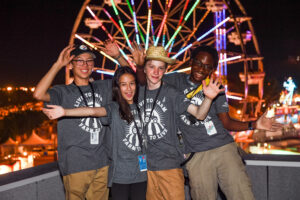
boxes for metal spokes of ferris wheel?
[68,0,265,120]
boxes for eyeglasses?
[192,59,214,71]
[72,59,94,66]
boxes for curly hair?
[191,45,219,69]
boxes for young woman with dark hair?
[43,66,147,200]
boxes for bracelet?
[115,54,122,60]
[248,121,254,130]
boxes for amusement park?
[66,0,300,155]
[0,0,300,199]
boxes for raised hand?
[42,105,65,120]
[99,39,120,58]
[203,76,225,100]
[129,41,146,67]
[256,111,283,131]
[55,45,75,68]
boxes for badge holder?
[138,154,147,172]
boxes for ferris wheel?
[68,0,265,120]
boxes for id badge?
[90,131,99,144]
[138,155,147,172]
[204,121,217,136]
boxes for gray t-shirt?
[47,79,112,176]
[163,73,234,153]
[103,102,147,186]
[138,83,191,171]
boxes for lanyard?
[74,82,95,107]
[143,81,163,123]
[132,104,146,153]
[186,77,210,99]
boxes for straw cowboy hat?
[146,46,177,65]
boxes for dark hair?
[112,67,139,123]
[191,46,219,69]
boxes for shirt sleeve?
[47,85,63,106]
[214,92,229,114]
[100,103,113,125]
[173,88,191,115]
[163,73,181,87]
[93,79,113,104]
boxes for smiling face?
[144,60,167,89]
[190,51,215,84]
[119,73,136,104]
[71,53,95,85]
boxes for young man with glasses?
[161,46,282,200]
[33,43,126,200]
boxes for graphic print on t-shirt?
[180,92,217,135]
[139,98,168,141]
[73,92,103,143]
[123,109,143,151]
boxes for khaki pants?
[186,142,255,200]
[147,168,185,200]
[63,166,109,200]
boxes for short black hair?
[191,46,219,69]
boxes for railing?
[1,155,300,200]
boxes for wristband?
[248,121,254,130]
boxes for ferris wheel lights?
[145,0,153,50]
[172,16,229,59]
[154,15,168,46]
[126,0,141,45]
[197,17,230,42]
[75,34,120,66]
[86,6,95,17]
[110,0,119,15]
[85,5,137,69]
[96,70,114,76]
[164,0,200,49]
[219,55,241,63]
[100,52,120,65]
[154,0,174,46]
[75,34,95,49]
[165,26,182,49]
[184,0,200,21]
[109,0,133,49]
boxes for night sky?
[1,0,300,88]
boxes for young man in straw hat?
[134,45,225,200]
[133,44,282,200]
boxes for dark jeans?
[111,181,147,200]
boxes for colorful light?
[96,70,115,76]
[110,0,132,49]
[86,6,136,70]
[154,0,174,46]
[126,0,145,44]
[102,8,121,31]
[227,95,243,100]
[181,10,210,48]
[165,0,200,49]
[75,34,119,65]
[172,17,230,59]
[145,0,153,50]
[169,55,241,74]
[219,55,241,63]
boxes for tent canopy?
[1,137,18,146]
[21,131,52,146]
